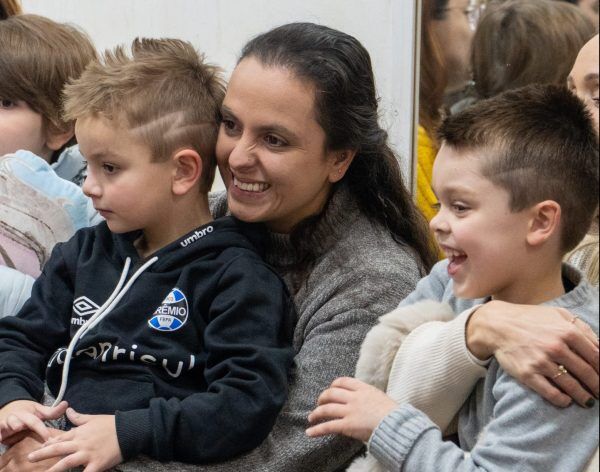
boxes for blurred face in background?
[432,0,481,94]
[568,35,599,134]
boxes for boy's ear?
[328,149,357,183]
[526,200,561,247]
[45,124,75,151]
[171,149,202,196]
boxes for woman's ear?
[172,149,202,196]
[526,200,561,247]
[328,150,357,183]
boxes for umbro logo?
[71,296,100,326]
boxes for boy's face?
[78,116,175,236]
[0,99,53,160]
[430,144,532,301]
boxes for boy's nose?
[429,210,450,235]
[82,173,101,198]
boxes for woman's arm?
[466,300,599,407]
[367,260,598,409]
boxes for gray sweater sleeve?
[370,365,599,471]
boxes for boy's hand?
[306,377,398,443]
[0,400,68,444]
[27,408,123,472]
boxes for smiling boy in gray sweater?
[307,84,599,471]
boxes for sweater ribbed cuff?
[115,408,153,461]
[368,404,437,470]
[455,306,492,367]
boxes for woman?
[2,22,436,472]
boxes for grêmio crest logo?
[148,288,189,332]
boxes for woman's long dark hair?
[240,23,438,274]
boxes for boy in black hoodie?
[0,38,294,471]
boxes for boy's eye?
[0,99,16,109]
[431,202,441,212]
[451,203,469,214]
[102,163,118,174]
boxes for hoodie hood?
[105,216,267,272]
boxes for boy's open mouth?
[442,246,468,276]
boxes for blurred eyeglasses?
[465,0,485,31]
[442,0,486,31]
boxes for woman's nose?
[227,135,257,171]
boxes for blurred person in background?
[558,0,599,29]
[417,0,485,224]
[452,0,595,112]
[566,34,599,288]
[0,0,20,19]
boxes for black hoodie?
[0,217,295,463]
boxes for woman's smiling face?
[216,57,342,233]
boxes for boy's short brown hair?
[439,84,599,253]
[63,38,226,193]
[0,14,96,139]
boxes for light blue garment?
[0,266,34,318]
[8,149,100,228]
[0,148,100,317]
[51,144,88,187]
[369,261,599,472]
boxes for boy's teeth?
[234,178,270,192]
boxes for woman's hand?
[466,300,599,407]
[0,429,63,472]
[306,377,398,442]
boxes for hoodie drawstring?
[52,256,158,406]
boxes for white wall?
[21,0,419,191]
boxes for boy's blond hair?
[63,38,226,193]
[0,14,96,149]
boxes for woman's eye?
[0,99,16,109]
[593,97,599,109]
[431,202,441,212]
[221,118,239,134]
[264,134,286,147]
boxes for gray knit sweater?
[116,186,423,472]
[370,262,599,471]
